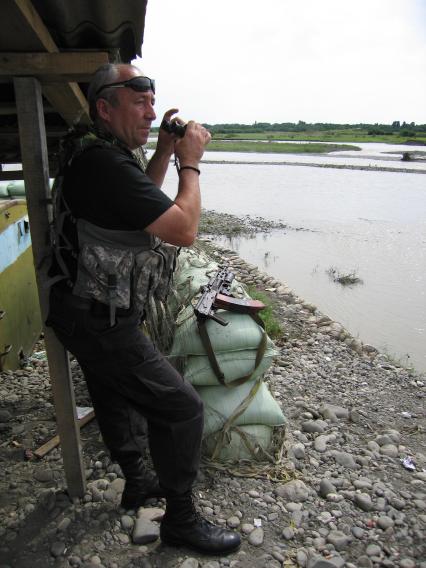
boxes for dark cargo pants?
[46,287,204,496]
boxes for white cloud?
[139,0,426,124]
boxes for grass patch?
[210,130,426,145]
[204,141,360,154]
[246,285,283,340]
[145,140,359,154]
[326,267,363,286]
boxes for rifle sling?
[233,326,268,386]
[197,312,268,388]
[197,319,226,386]
[211,377,263,460]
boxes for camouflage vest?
[49,127,178,325]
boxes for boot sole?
[161,534,241,556]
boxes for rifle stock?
[214,293,265,313]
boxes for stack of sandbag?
[167,248,221,315]
[170,305,276,387]
[198,377,286,462]
[169,248,286,462]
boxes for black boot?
[160,492,241,555]
[119,460,165,510]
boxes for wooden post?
[13,76,86,497]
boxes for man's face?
[98,68,156,150]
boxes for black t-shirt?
[63,145,173,230]
[50,143,173,285]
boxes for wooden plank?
[0,52,109,83]
[34,410,95,459]
[0,102,55,115]
[9,0,92,125]
[14,76,86,497]
[0,170,24,180]
[11,0,59,52]
[43,82,91,126]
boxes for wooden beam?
[0,102,55,116]
[12,0,58,52]
[43,82,91,126]
[10,0,92,125]
[0,52,109,83]
[14,76,86,497]
[0,170,24,180]
[0,103,19,115]
[0,127,66,138]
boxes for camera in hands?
[161,119,187,138]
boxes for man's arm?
[145,121,210,247]
[145,148,173,188]
[145,169,201,246]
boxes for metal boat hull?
[0,199,42,370]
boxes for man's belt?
[52,287,132,317]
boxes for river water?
[155,143,426,372]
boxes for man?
[46,63,241,555]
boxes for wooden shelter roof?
[0,0,148,174]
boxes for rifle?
[194,265,265,326]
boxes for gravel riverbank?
[0,238,425,568]
[202,159,426,175]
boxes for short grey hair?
[87,63,145,123]
[87,63,121,123]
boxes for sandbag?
[170,305,269,356]
[179,346,276,386]
[173,248,247,308]
[7,181,26,197]
[174,254,218,306]
[197,378,286,437]
[169,304,277,386]
[203,424,273,462]
[0,182,9,197]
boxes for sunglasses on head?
[96,76,156,97]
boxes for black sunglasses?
[96,76,155,97]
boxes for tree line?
[200,121,425,136]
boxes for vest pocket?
[74,243,134,308]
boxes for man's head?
[88,63,156,149]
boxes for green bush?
[247,286,283,339]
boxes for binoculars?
[161,119,187,138]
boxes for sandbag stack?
[168,248,286,463]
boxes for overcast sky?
[136,0,426,126]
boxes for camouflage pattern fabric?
[73,219,178,314]
[73,243,135,309]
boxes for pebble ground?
[0,240,425,568]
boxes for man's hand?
[174,121,211,168]
[145,108,182,187]
[155,108,181,157]
[146,111,210,189]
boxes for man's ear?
[96,98,111,122]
